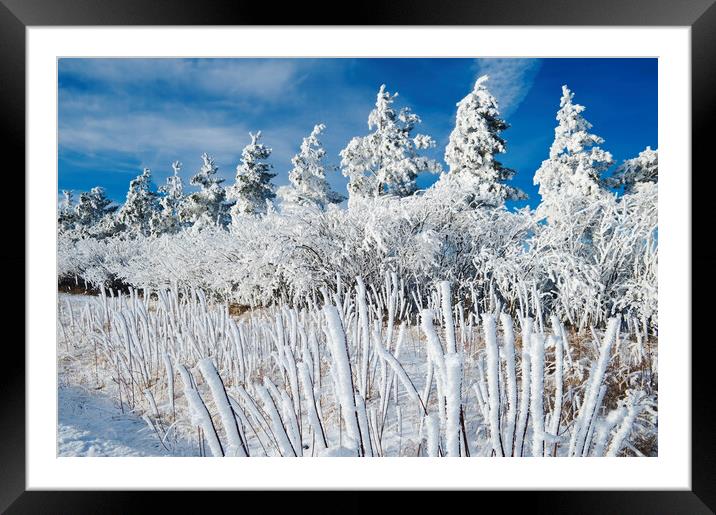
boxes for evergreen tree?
[534,85,613,221]
[279,124,345,210]
[58,190,77,231]
[228,131,276,220]
[117,168,160,236]
[440,75,525,207]
[606,146,658,193]
[60,190,73,212]
[184,153,229,227]
[156,160,185,233]
[75,186,116,226]
[340,85,441,203]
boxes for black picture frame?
[2,1,713,512]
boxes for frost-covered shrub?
[526,183,657,330]
[58,179,654,333]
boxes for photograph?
[55,56,659,459]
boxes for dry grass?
[228,303,252,317]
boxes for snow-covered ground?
[58,293,196,457]
[58,385,192,457]
[56,285,657,458]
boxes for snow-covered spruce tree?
[183,153,229,227]
[278,124,345,210]
[60,189,73,211]
[58,190,77,231]
[439,75,525,207]
[528,86,616,324]
[155,160,185,234]
[227,131,276,221]
[75,186,116,227]
[63,185,123,240]
[117,168,161,237]
[534,85,613,222]
[340,85,441,204]
[606,146,658,193]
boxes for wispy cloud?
[58,59,325,189]
[60,58,541,198]
[58,58,386,198]
[474,58,542,117]
[59,105,312,188]
[60,109,248,162]
[59,58,310,102]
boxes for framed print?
[3,0,715,512]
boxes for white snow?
[440,74,524,206]
[483,314,503,456]
[323,304,363,456]
[529,332,545,457]
[58,386,192,457]
[340,84,440,201]
[197,358,247,457]
[57,285,654,458]
[279,124,344,210]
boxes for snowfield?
[58,293,196,457]
[57,283,657,458]
[58,386,192,457]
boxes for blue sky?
[58,58,657,209]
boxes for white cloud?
[58,100,313,189]
[61,111,245,160]
[58,59,324,185]
[474,58,542,117]
[59,58,308,101]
